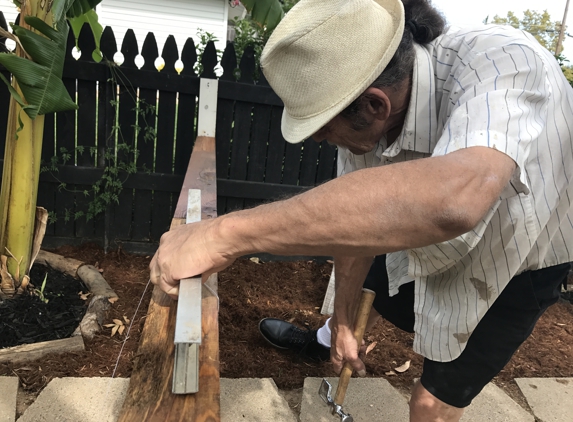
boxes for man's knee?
[409,380,464,422]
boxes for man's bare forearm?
[332,256,374,330]
[215,147,516,260]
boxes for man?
[150,0,573,420]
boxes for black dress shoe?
[258,318,330,362]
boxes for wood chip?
[385,371,396,376]
[394,360,411,373]
[365,341,377,355]
[249,257,260,264]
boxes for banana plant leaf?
[240,0,284,31]
[51,0,103,21]
[0,0,103,119]
[69,10,103,62]
[0,13,76,119]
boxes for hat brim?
[278,0,405,144]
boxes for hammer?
[319,288,376,421]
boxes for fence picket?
[132,32,159,242]
[180,38,197,77]
[220,41,237,82]
[74,23,98,238]
[316,141,337,183]
[200,41,218,79]
[109,30,140,242]
[243,105,271,209]
[162,35,178,74]
[215,98,234,215]
[52,29,78,238]
[150,37,179,241]
[282,142,303,186]
[265,107,287,184]
[299,138,320,186]
[238,45,255,84]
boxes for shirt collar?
[379,43,438,159]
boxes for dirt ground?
[1,243,572,415]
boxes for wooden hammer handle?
[333,288,376,405]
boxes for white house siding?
[98,0,229,65]
[0,0,18,30]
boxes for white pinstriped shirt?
[338,25,573,362]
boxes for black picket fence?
[0,13,337,254]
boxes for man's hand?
[329,256,373,376]
[330,317,367,377]
[149,219,237,299]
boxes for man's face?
[311,115,385,155]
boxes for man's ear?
[363,87,391,121]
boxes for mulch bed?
[1,243,572,408]
[0,265,88,348]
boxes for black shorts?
[362,255,570,408]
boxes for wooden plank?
[174,137,217,220]
[118,135,220,422]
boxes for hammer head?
[319,379,354,422]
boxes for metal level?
[172,189,202,394]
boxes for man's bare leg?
[410,380,464,422]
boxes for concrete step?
[16,377,297,422]
[300,377,409,421]
[220,378,297,422]
[12,376,571,422]
[461,383,533,422]
[300,377,534,422]
[17,377,129,422]
[0,377,18,422]
[516,377,573,422]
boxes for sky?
[431,0,573,59]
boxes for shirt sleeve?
[433,43,551,198]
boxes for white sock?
[316,317,332,348]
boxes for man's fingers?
[165,285,179,300]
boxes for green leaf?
[0,73,38,116]
[51,0,103,22]
[0,14,77,118]
[240,0,284,31]
[69,9,103,62]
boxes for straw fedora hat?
[261,0,405,144]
